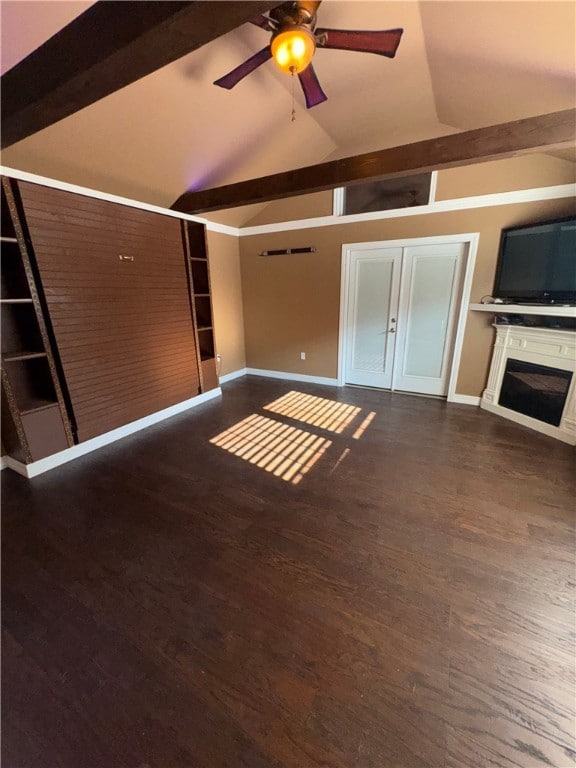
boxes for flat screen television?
[493,216,576,304]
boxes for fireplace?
[482,325,576,444]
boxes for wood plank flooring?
[2,377,575,768]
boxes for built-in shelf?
[469,303,576,318]
[1,298,34,304]
[182,219,217,392]
[20,399,59,416]
[3,350,47,362]
[2,175,72,463]
[190,259,209,294]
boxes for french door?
[344,247,402,388]
[343,241,466,396]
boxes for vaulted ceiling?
[1,1,574,226]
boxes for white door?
[344,247,402,388]
[393,243,465,396]
[343,241,467,396]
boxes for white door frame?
[338,233,479,402]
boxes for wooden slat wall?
[17,181,200,443]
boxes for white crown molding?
[238,183,576,236]
[3,166,573,240]
[3,388,222,478]
[0,165,239,237]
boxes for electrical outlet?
[300,352,306,360]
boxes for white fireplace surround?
[481,325,576,445]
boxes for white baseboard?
[4,388,222,478]
[449,394,481,406]
[219,368,248,383]
[1,455,27,476]
[245,368,339,386]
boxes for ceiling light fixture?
[214,1,403,111]
[270,26,316,74]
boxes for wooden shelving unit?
[1,177,74,463]
[182,221,218,392]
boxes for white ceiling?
[1,0,574,224]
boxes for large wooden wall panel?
[17,181,200,442]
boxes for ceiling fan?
[214,0,403,108]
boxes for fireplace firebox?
[499,359,572,427]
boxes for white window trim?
[332,171,438,218]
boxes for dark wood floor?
[2,376,575,768]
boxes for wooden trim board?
[173,109,576,212]
[1,1,280,148]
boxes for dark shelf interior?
[2,245,31,299]
[1,303,44,356]
[1,388,25,462]
[1,186,16,239]
[187,222,207,259]
[194,295,213,330]
[20,399,60,416]
[198,328,215,361]
[5,356,58,414]
[191,259,209,295]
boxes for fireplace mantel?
[481,325,576,444]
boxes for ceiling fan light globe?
[271,27,316,74]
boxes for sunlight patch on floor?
[353,411,376,440]
[210,413,332,484]
[264,391,361,434]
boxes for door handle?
[388,328,395,333]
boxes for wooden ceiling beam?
[1,0,280,149]
[172,108,576,213]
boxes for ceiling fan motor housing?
[270,1,320,31]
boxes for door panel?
[393,243,465,396]
[345,248,401,388]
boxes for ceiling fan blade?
[315,28,403,57]
[214,46,272,90]
[298,64,328,108]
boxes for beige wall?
[436,154,576,200]
[218,153,574,227]
[239,197,575,396]
[245,191,334,226]
[206,231,246,377]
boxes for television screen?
[493,217,576,303]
